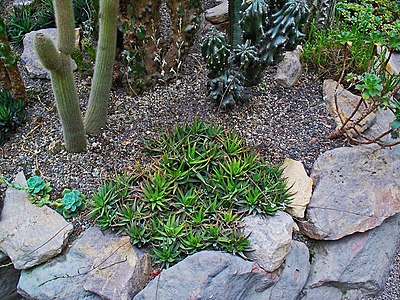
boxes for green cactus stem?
[34,34,87,153]
[263,0,309,64]
[240,0,268,45]
[228,0,243,48]
[34,0,87,152]
[53,0,76,55]
[201,27,230,78]
[84,0,119,134]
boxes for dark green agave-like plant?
[202,0,309,108]
[0,89,25,145]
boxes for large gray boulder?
[134,241,310,300]
[134,251,276,300]
[300,285,346,300]
[18,226,151,300]
[22,29,77,79]
[0,172,73,270]
[300,146,400,240]
[83,236,151,300]
[267,241,310,300]
[301,214,400,299]
[18,227,103,300]
[362,108,400,147]
[243,212,296,272]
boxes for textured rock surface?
[362,108,400,146]
[323,79,376,137]
[135,241,310,300]
[0,172,73,270]
[300,285,344,300]
[275,46,303,88]
[18,226,152,300]
[134,251,276,300]
[282,158,313,219]
[84,236,151,300]
[0,253,21,300]
[205,0,228,24]
[18,226,109,300]
[22,29,77,79]
[300,146,400,240]
[267,241,310,300]
[302,214,400,298]
[243,212,296,272]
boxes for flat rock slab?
[0,172,73,270]
[84,236,151,300]
[300,146,400,240]
[243,212,296,272]
[301,214,400,298]
[323,79,376,138]
[135,241,310,300]
[205,0,228,24]
[22,28,77,79]
[283,158,313,219]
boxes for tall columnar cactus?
[84,0,119,134]
[34,0,87,152]
[202,0,309,107]
[228,0,243,48]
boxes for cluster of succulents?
[1,174,87,219]
[201,0,309,108]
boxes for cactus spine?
[34,0,87,152]
[84,0,119,134]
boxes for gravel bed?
[0,0,399,298]
[0,55,345,196]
